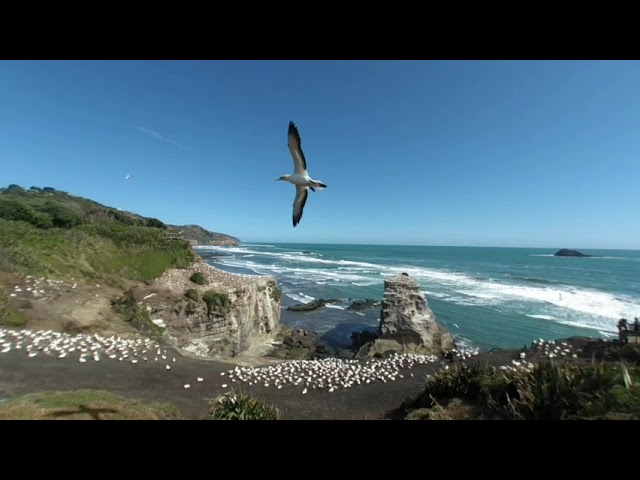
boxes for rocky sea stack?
[355,274,454,358]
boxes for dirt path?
[0,344,529,419]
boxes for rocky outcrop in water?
[347,299,380,311]
[287,299,329,312]
[356,274,454,358]
[140,259,281,358]
[287,298,380,313]
[554,249,590,257]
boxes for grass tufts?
[208,390,279,420]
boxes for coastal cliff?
[0,184,270,357]
[357,273,455,357]
[141,258,281,358]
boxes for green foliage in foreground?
[209,390,279,420]
[0,186,195,283]
[404,360,640,420]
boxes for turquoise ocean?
[196,243,640,351]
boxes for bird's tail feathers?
[311,180,327,191]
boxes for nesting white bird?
[275,121,327,227]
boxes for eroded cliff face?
[140,258,281,358]
[357,273,454,357]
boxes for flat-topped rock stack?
[356,273,455,358]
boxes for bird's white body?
[284,172,326,189]
[277,121,328,227]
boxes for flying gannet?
[275,121,327,227]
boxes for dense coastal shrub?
[185,288,199,301]
[0,198,53,228]
[189,272,207,285]
[146,218,167,229]
[403,360,640,420]
[41,201,82,228]
[202,290,231,315]
[209,391,278,420]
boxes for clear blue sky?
[1,60,639,249]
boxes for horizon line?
[233,241,640,252]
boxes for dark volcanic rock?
[272,326,337,360]
[286,298,340,312]
[347,299,380,311]
[287,299,327,312]
[554,249,590,257]
[351,330,379,350]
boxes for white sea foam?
[207,244,638,336]
[527,314,558,321]
[325,304,346,310]
[200,245,381,268]
[285,293,315,304]
[452,336,476,351]
[599,256,639,261]
[401,265,637,323]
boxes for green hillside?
[0,184,194,282]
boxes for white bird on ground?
[275,121,327,227]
